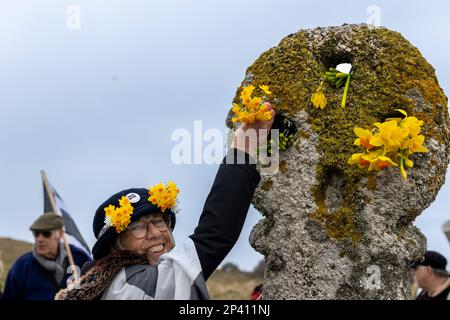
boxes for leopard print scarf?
[55,251,148,300]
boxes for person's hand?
[66,277,78,290]
[231,103,276,157]
[55,288,69,300]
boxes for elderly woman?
[56,104,275,300]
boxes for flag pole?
[40,170,79,282]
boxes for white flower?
[336,63,352,75]
[104,216,112,228]
[172,200,181,215]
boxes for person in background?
[411,250,450,300]
[250,284,263,300]
[1,212,92,300]
[0,256,4,299]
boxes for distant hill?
[206,262,264,300]
[0,237,263,299]
[206,269,263,300]
[0,237,33,291]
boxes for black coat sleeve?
[189,148,261,280]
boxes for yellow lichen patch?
[279,160,287,174]
[261,179,273,192]
[415,78,447,107]
[310,198,362,244]
[309,169,363,244]
[367,174,378,191]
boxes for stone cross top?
[227,24,449,299]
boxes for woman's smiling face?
[118,213,175,266]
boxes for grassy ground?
[0,237,33,291]
[206,269,263,300]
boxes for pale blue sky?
[0,0,449,271]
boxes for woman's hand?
[231,103,275,157]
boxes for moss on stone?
[298,130,311,139]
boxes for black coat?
[190,148,261,280]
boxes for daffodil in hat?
[92,181,179,261]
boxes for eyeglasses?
[32,230,52,238]
[127,215,170,239]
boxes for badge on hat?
[126,193,140,204]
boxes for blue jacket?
[1,245,92,300]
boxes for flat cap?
[29,212,64,231]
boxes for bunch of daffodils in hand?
[347,109,428,180]
[232,85,273,124]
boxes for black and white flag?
[42,172,91,257]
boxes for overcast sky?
[1,0,449,272]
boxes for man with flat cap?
[411,250,450,300]
[1,212,92,300]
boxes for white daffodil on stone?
[336,63,352,75]
[324,63,353,108]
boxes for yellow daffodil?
[369,133,382,147]
[247,97,262,111]
[232,84,274,124]
[262,111,273,121]
[403,135,428,153]
[386,109,424,137]
[400,116,424,137]
[311,90,327,109]
[241,95,252,106]
[240,85,255,98]
[349,109,427,180]
[353,127,375,150]
[374,120,409,152]
[119,196,130,208]
[104,196,134,233]
[148,181,180,213]
[360,150,397,171]
[385,110,424,137]
[347,153,370,169]
[373,156,398,170]
[259,85,272,95]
